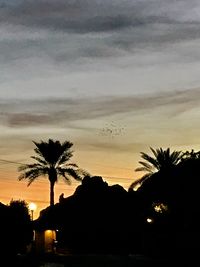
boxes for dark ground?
[7,253,200,267]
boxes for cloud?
[1,1,200,47]
[2,0,200,32]
[0,1,141,33]
[7,113,52,127]
[87,141,147,154]
[1,0,200,87]
[1,87,200,128]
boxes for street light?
[29,202,37,221]
[29,202,37,248]
[146,217,153,224]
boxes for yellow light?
[46,230,52,236]
[146,218,153,223]
[154,205,162,212]
[45,230,56,239]
[153,203,168,213]
[133,183,141,191]
[29,202,37,211]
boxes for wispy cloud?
[87,141,147,154]
[1,88,200,128]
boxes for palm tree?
[18,139,87,206]
[181,149,200,161]
[130,147,182,190]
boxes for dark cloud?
[1,0,200,68]
[0,1,139,33]
[7,113,52,127]
[1,87,200,128]
[1,0,200,34]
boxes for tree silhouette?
[18,139,87,206]
[181,149,200,161]
[9,200,32,254]
[130,147,182,190]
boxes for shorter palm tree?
[18,139,88,206]
[181,149,200,161]
[131,147,182,190]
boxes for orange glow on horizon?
[0,163,136,219]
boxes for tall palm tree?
[18,139,87,206]
[130,147,182,191]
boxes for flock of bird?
[99,121,125,138]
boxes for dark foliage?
[133,155,200,257]
[0,200,32,256]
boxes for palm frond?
[135,166,154,173]
[66,163,78,168]
[140,152,160,169]
[135,147,182,187]
[31,156,48,165]
[150,147,159,158]
[18,167,48,185]
[58,169,72,185]
[135,161,154,172]
[138,161,153,169]
[56,152,73,167]
[59,167,83,181]
[18,163,44,172]
[129,173,151,191]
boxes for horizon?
[1,0,200,218]
[0,144,197,219]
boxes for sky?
[1,0,200,218]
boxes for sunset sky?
[1,0,200,218]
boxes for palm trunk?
[50,181,55,206]
[49,167,57,206]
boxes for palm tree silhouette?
[130,147,182,191]
[181,149,200,161]
[18,139,87,206]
